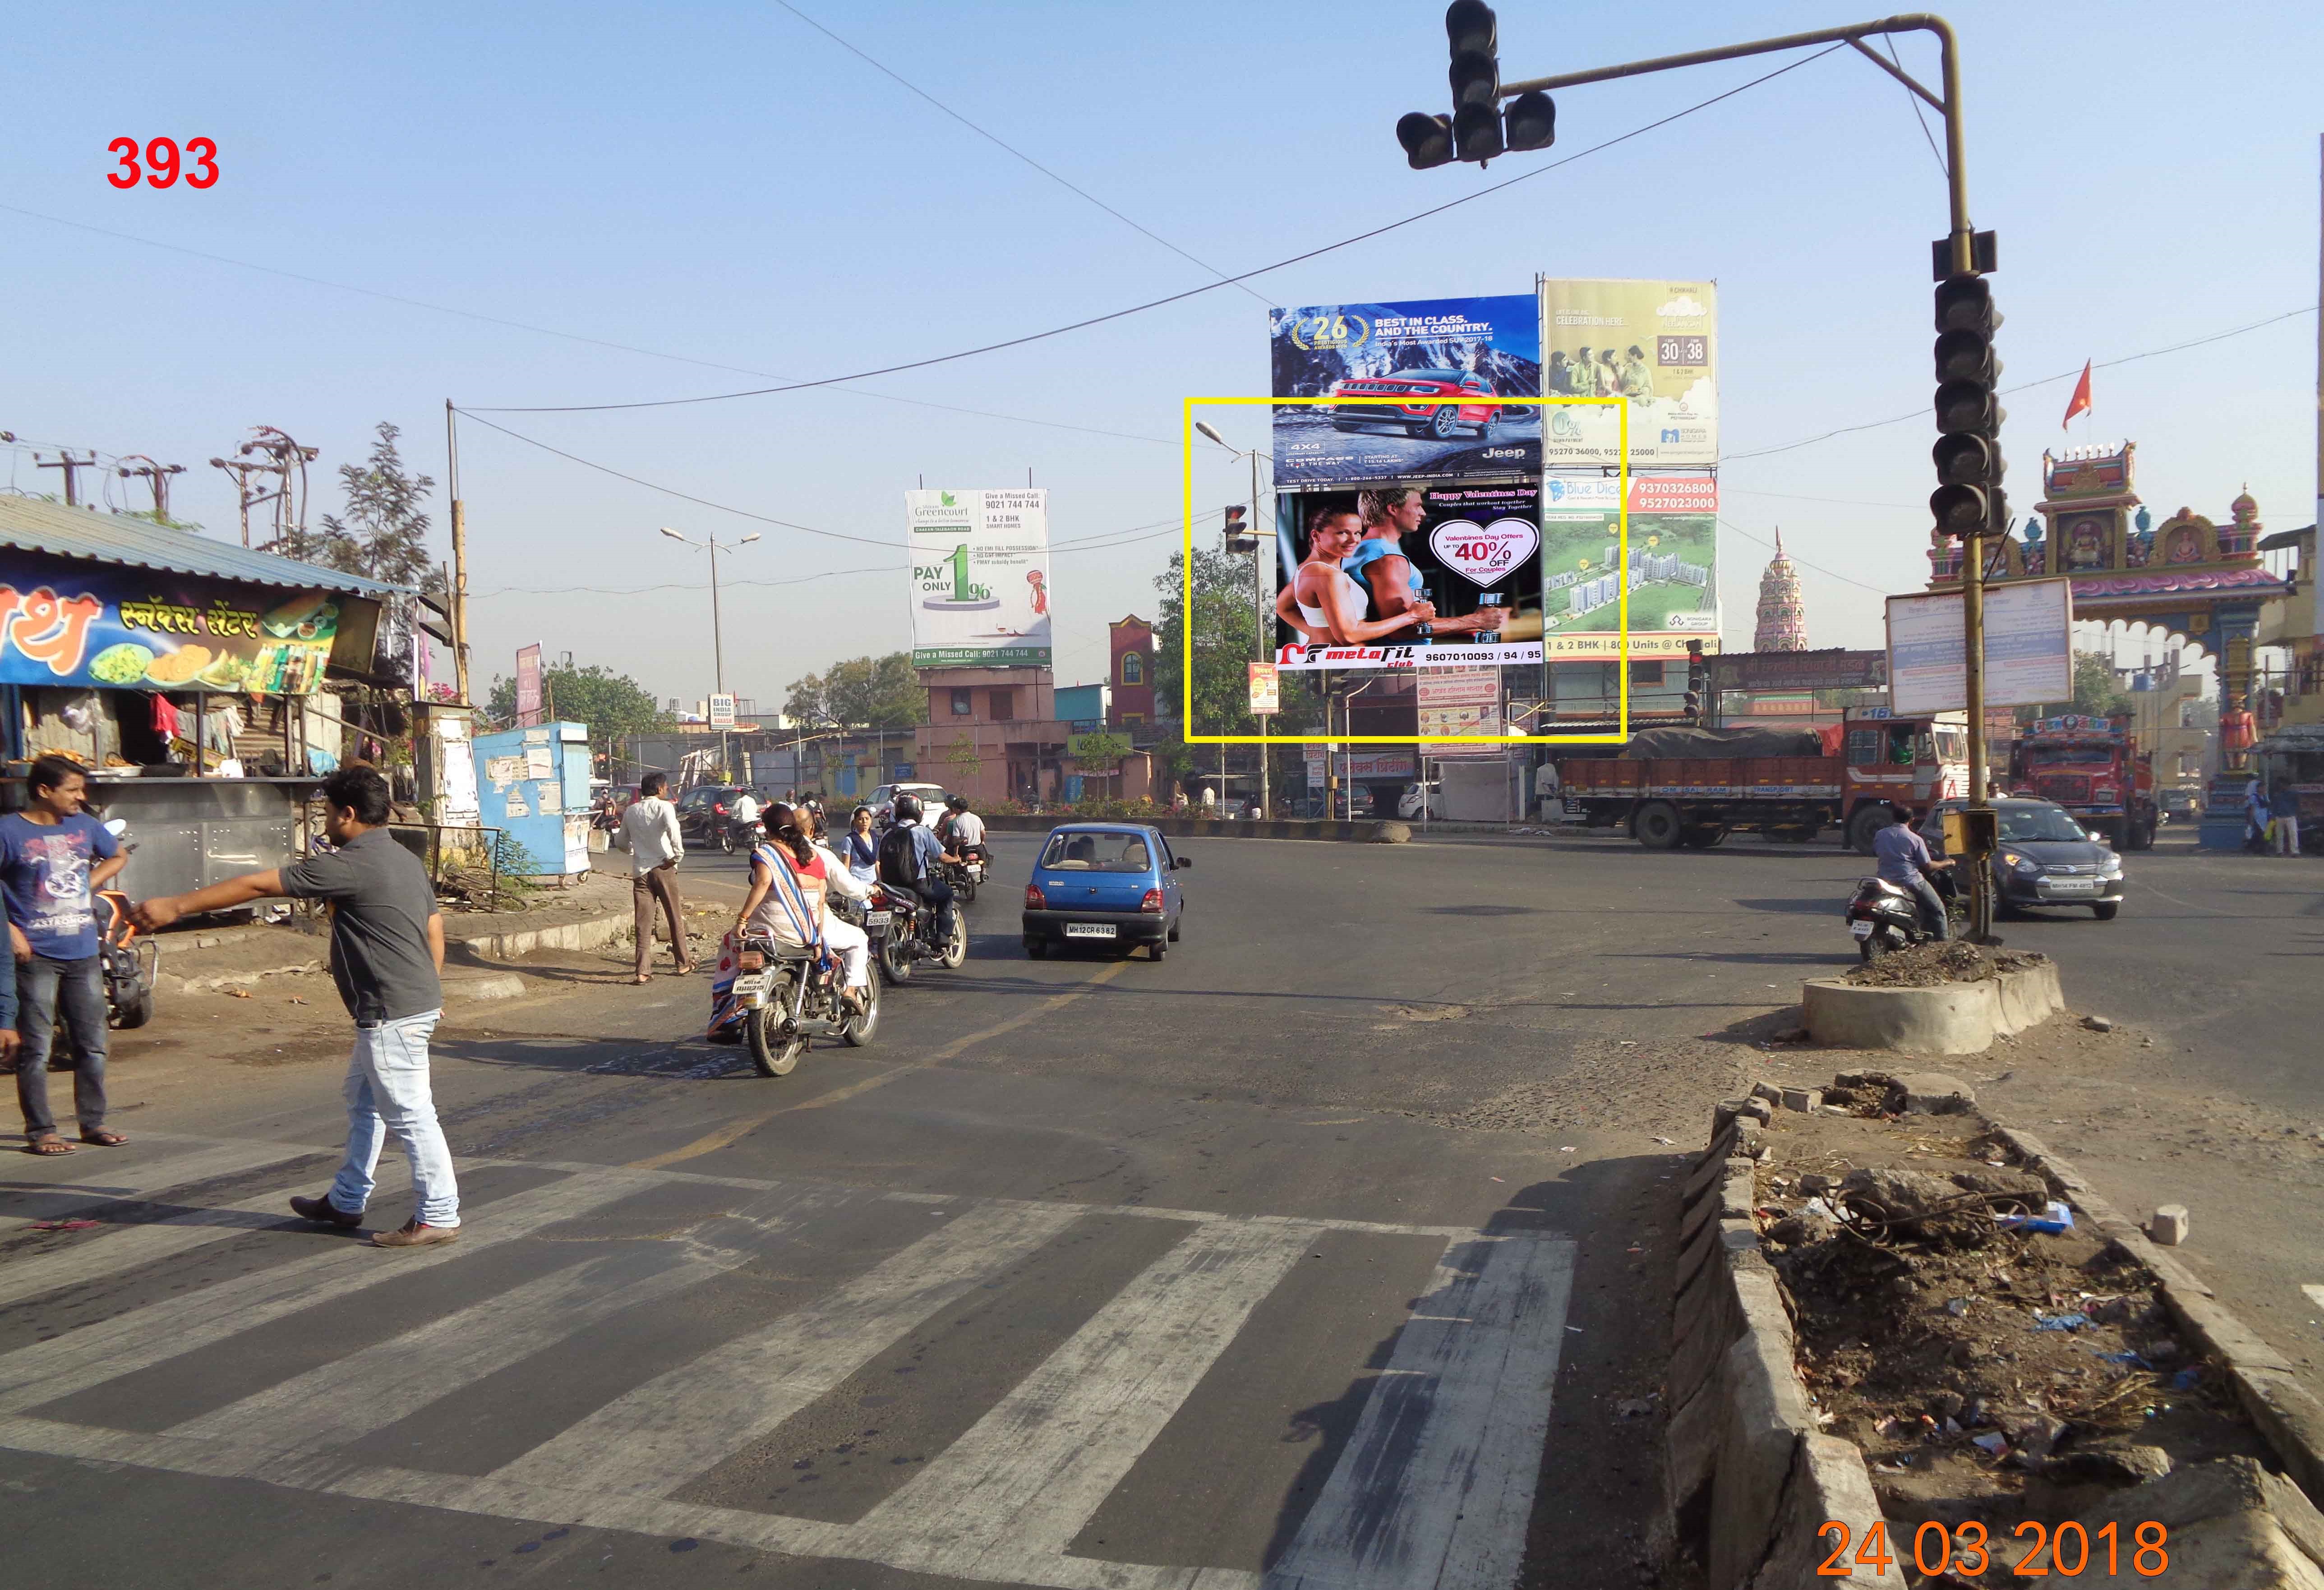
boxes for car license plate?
[1849,920,1873,939]
[2046,879,2096,894]
[1064,922,1116,939]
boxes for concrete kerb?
[1988,1120,2324,1508]
[1801,957,2063,1055]
[447,909,632,963]
[1665,1071,2324,1585]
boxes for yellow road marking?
[628,960,1131,1170]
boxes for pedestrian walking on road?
[2,756,129,1156]
[2271,782,2302,856]
[620,770,692,984]
[133,766,461,1248]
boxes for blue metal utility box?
[472,721,593,876]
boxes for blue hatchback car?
[1021,822,1189,960]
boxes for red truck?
[2005,714,2156,850]
[1561,707,1971,853]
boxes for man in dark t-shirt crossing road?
[134,766,460,1249]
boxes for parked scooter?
[1843,867,1961,963]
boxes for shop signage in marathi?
[0,559,343,695]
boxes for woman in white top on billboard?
[1274,505,1434,646]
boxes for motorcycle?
[938,845,986,905]
[719,814,765,856]
[1844,867,1962,963]
[871,879,967,984]
[715,930,880,1077]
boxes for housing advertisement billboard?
[1271,482,1543,671]
[1269,295,1541,486]
[1886,578,2074,714]
[1538,279,1718,467]
[905,489,1052,668]
[0,550,354,696]
[1539,508,1718,659]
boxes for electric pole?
[209,453,288,548]
[116,456,187,522]
[35,450,96,507]
[445,401,472,704]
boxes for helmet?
[893,793,922,823]
[946,795,970,811]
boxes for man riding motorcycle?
[941,795,986,859]
[877,793,960,951]
[1872,802,1954,941]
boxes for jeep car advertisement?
[1537,278,1718,467]
[904,488,1052,667]
[1268,295,1541,486]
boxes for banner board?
[1269,295,1541,486]
[1540,508,1717,656]
[1886,578,2073,713]
[1274,639,1542,672]
[1418,666,1503,754]
[1538,279,1718,467]
[905,489,1052,667]
[1302,747,1416,782]
[707,693,736,728]
[0,550,351,696]
[1246,661,1280,715]
[516,645,544,727]
[1709,648,1887,693]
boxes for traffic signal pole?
[1455,11,1997,935]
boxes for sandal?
[24,1134,74,1156]
[78,1129,128,1147]
[630,972,653,985]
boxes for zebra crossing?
[0,1133,1576,1590]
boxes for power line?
[469,44,1850,414]
[0,203,1181,451]
[1718,516,1893,595]
[769,0,1269,304]
[1721,304,2319,465]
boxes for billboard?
[1418,667,1503,756]
[1269,295,1541,486]
[1272,482,1543,672]
[905,489,1052,668]
[0,550,352,696]
[516,644,544,726]
[1538,279,1717,467]
[1886,578,2074,714]
[1539,507,1717,658]
[1247,661,1280,715]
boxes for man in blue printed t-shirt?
[1,756,127,1155]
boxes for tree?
[784,651,922,729]
[940,732,982,786]
[487,664,672,762]
[1069,731,1131,800]
[2069,650,2131,719]
[1150,547,1318,781]
[317,423,445,591]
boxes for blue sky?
[5,0,2318,704]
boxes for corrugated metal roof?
[0,493,408,595]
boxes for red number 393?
[107,137,219,190]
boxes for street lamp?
[1195,421,1274,818]
[658,527,761,696]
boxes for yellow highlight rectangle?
[1182,395,1630,745]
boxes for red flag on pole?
[2061,360,2093,428]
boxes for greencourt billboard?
[904,489,1052,668]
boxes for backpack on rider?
[877,822,927,891]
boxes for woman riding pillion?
[729,803,872,1019]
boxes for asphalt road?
[1,825,2316,1588]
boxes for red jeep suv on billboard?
[1329,369,1502,441]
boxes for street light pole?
[661,526,760,782]
[1196,422,1276,817]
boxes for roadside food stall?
[0,495,412,898]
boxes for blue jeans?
[1903,873,1951,941]
[14,954,109,1138]
[328,1009,460,1227]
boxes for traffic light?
[1397,3,1549,167]
[1446,1,1503,162]
[1928,274,2007,539]
[1222,505,1258,553]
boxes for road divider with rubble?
[1664,1067,2324,1587]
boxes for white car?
[867,782,952,825]
[1396,781,1442,820]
